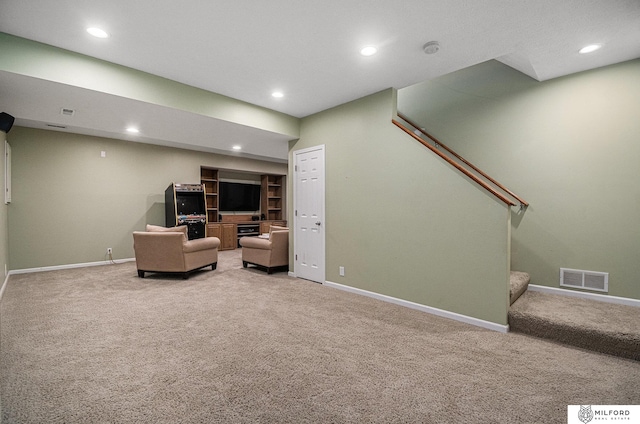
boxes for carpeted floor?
[1,251,639,423]
[509,290,640,361]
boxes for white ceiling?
[1,0,639,162]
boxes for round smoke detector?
[423,41,440,55]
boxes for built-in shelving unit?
[200,167,219,223]
[261,174,284,221]
[200,167,286,250]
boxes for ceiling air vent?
[560,268,608,293]
[60,108,75,116]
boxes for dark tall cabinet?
[165,183,207,239]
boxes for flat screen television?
[219,181,260,212]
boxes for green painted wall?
[0,32,299,138]
[7,127,286,270]
[399,59,640,300]
[291,89,511,325]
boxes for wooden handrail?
[392,119,516,207]
[397,113,528,207]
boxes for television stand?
[236,223,260,247]
[205,217,287,250]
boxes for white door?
[294,145,325,283]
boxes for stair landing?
[509,290,640,361]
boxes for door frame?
[293,144,326,283]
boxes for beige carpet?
[509,290,640,361]
[509,271,530,305]
[2,251,639,423]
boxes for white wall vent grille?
[560,268,608,293]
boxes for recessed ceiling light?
[579,44,602,54]
[126,127,139,134]
[87,27,109,38]
[232,145,242,151]
[272,91,284,98]
[360,46,378,56]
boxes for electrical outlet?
[107,248,112,255]
[339,266,345,276]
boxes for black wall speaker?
[0,112,15,134]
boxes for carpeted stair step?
[509,271,530,305]
[508,290,640,361]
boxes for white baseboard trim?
[323,280,509,333]
[528,284,640,307]
[8,258,136,276]
[288,271,296,278]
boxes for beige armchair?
[239,226,289,274]
[133,224,220,279]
